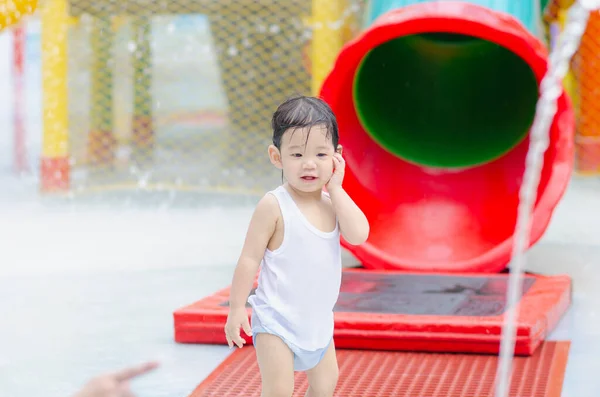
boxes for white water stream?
[494,2,595,396]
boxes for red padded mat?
[188,341,570,396]
[174,269,571,355]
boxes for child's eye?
[317,153,328,157]
[292,153,302,158]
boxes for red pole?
[13,23,28,174]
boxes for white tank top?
[248,185,342,351]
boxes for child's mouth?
[301,176,317,181]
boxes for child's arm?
[327,152,370,245]
[225,193,279,348]
[328,185,369,245]
[229,193,279,307]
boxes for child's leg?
[255,333,295,397]
[304,342,339,397]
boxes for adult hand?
[72,361,159,397]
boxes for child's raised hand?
[327,152,345,190]
[224,307,252,349]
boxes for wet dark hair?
[271,95,339,150]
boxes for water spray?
[494,1,597,396]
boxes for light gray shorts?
[251,311,332,372]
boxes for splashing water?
[494,2,596,397]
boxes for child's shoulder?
[252,189,282,221]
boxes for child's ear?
[268,145,283,169]
[336,144,343,155]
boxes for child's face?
[269,124,340,193]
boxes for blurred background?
[0,0,599,396]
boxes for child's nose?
[303,159,317,168]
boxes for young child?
[224,96,369,397]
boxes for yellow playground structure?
[2,0,600,197]
[0,0,36,31]
[34,0,364,195]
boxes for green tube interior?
[353,33,539,168]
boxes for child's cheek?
[328,162,335,177]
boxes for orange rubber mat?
[174,269,572,355]
[189,341,570,397]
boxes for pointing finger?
[112,361,159,382]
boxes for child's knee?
[261,379,294,397]
[307,382,337,397]
[307,368,339,396]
